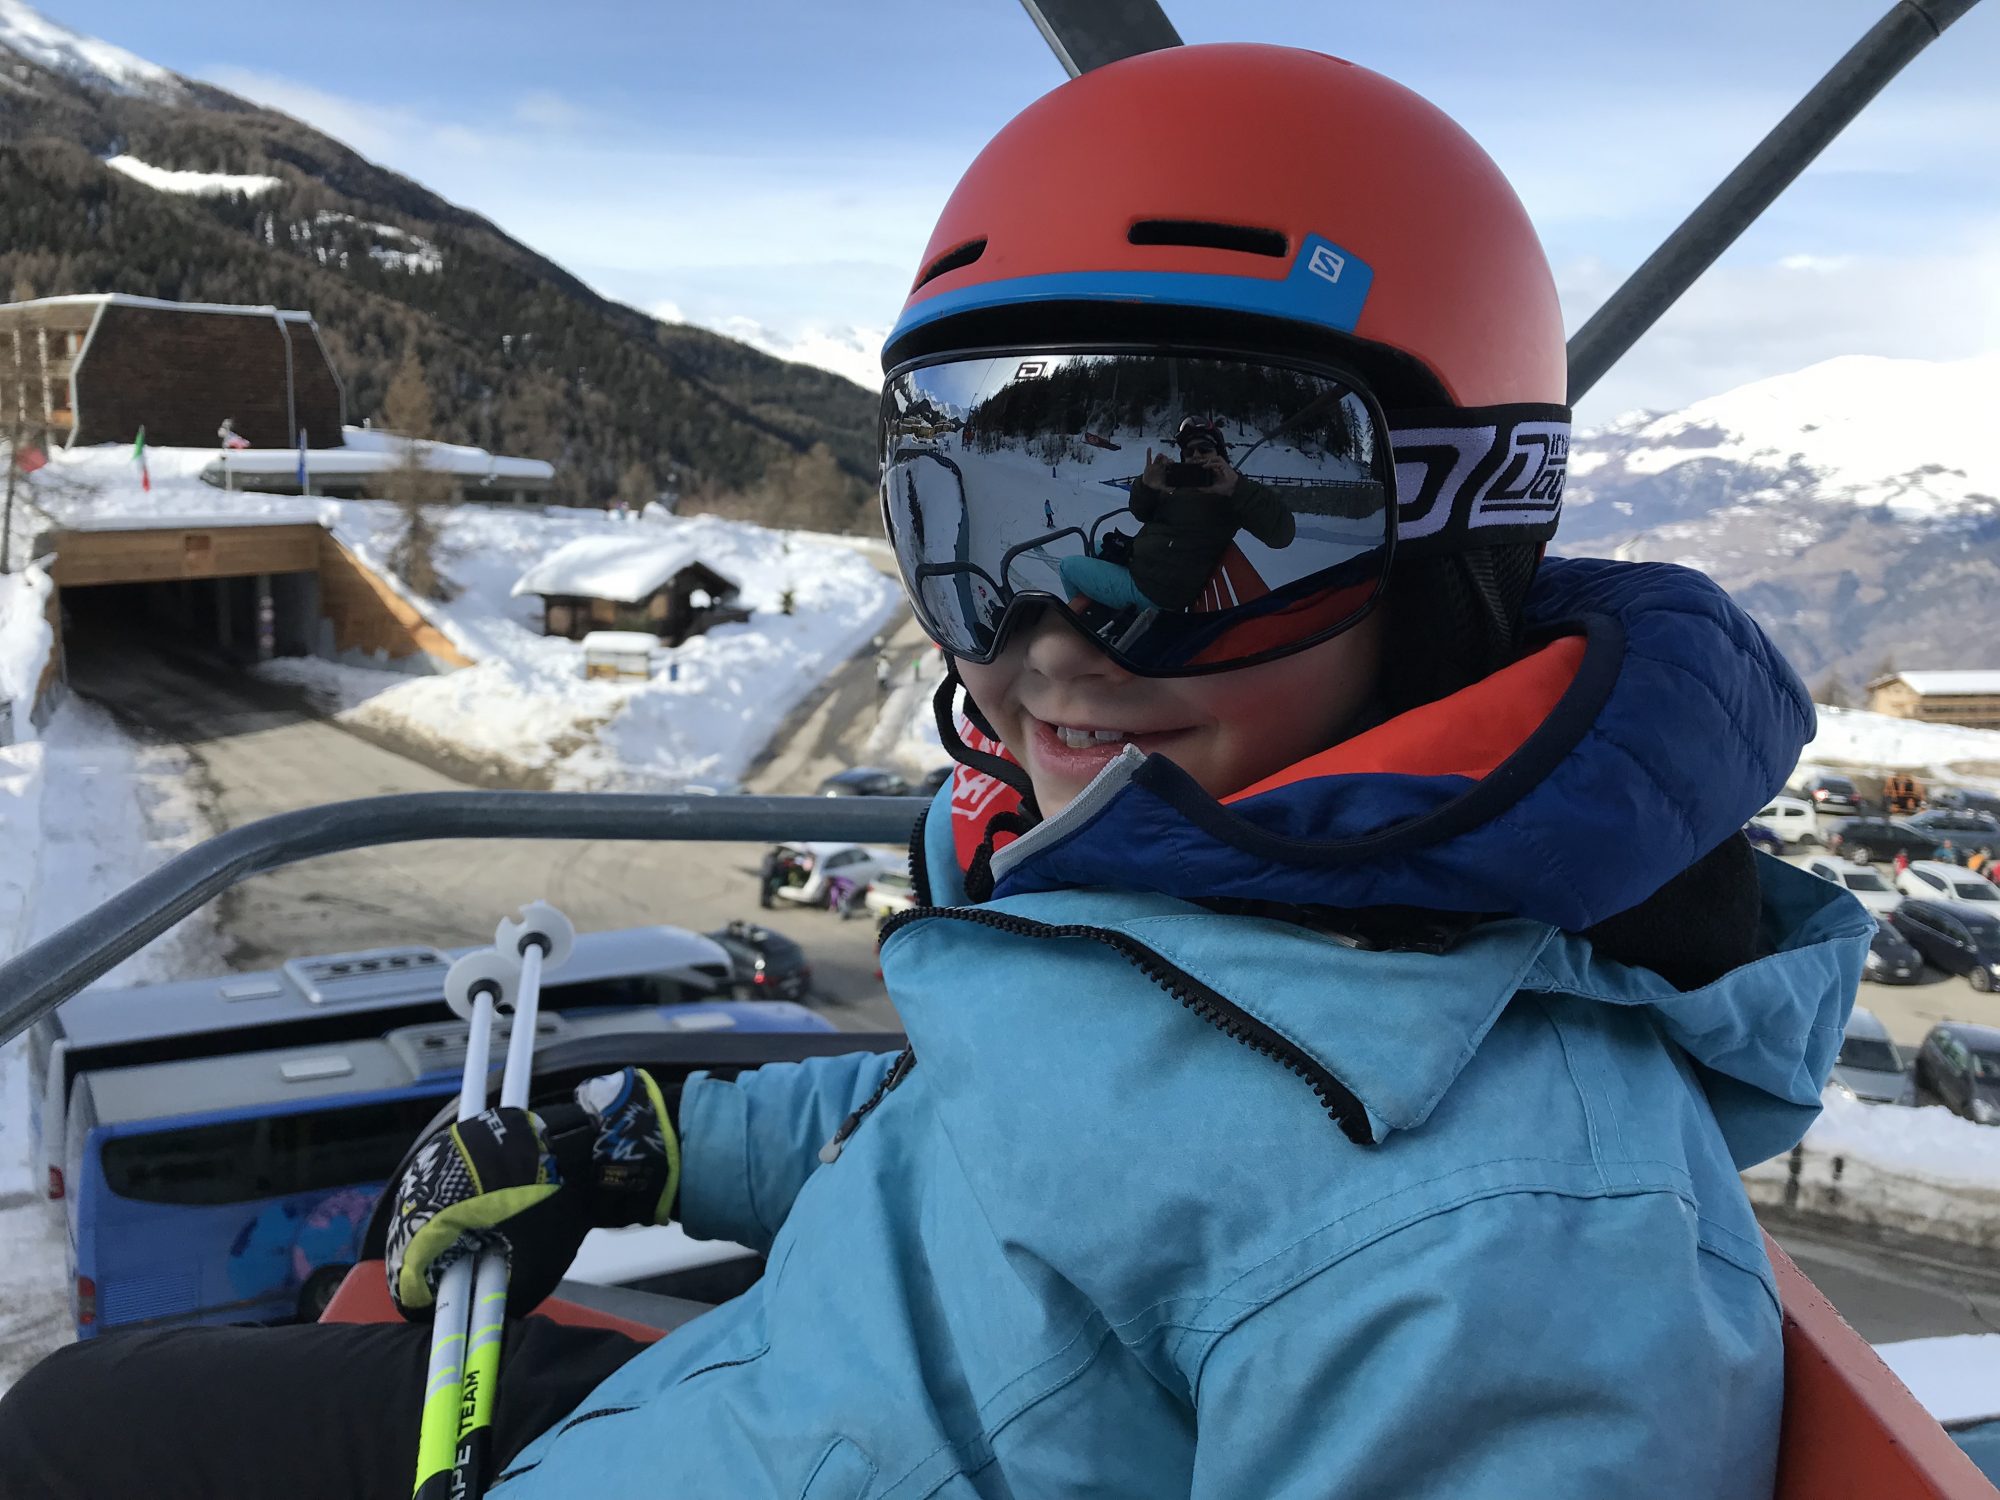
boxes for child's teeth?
[1055,725,1132,748]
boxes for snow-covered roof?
[203,430,554,487]
[581,631,661,654]
[513,535,739,603]
[1878,671,2000,698]
[1,292,314,321]
[104,155,282,199]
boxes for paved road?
[67,632,902,1033]
[1769,1219,2000,1344]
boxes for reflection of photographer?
[1061,418,1295,612]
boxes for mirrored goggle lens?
[879,351,1392,674]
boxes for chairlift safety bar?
[0,793,928,1048]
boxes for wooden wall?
[316,534,472,668]
[45,525,324,587]
[72,304,345,449]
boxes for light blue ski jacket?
[494,560,1871,1499]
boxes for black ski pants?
[0,1316,645,1500]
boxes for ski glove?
[385,1068,681,1321]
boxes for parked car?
[863,868,919,920]
[1890,898,2000,992]
[765,842,907,910]
[1912,1021,2000,1125]
[818,767,914,798]
[1829,818,1940,866]
[1743,821,1786,855]
[1897,860,2000,905]
[1794,772,1863,818]
[1831,1008,1915,1105]
[1930,786,2000,819]
[704,920,813,1000]
[918,765,954,798]
[1863,915,1923,986]
[1751,794,1821,848]
[1901,808,2000,859]
[1803,856,1901,917]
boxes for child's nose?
[1021,606,1130,682]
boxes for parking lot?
[1777,850,1998,1047]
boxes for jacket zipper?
[877,906,1375,1145]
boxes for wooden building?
[1866,671,2000,733]
[0,294,345,449]
[512,535,747,645]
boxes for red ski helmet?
[882,44,1572,716]
[883,43,1567,411]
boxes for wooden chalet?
[512,534,748,645]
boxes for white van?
[1752,794,1821,848]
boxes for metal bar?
[1017,0,1182,78]
[1565,0,1982,404]
[0,791,927,1047]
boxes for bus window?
[99,1096,444,1207]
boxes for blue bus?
[64,1000,832,1338]
[32,924,736,1201]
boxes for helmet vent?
[913,239,988,290]
[1129,220,1287,258]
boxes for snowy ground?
[1801,705,2000,792]
[0,696,226,1391]
[17,441,902,791]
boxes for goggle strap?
[1386,402,1570,562]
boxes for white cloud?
[514,89,587,129]
[200,65,491,163]
[1563,234,2000,422]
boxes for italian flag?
[131,426,150,492]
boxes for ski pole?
[413,947,519,1500]
[448,901,577,1500]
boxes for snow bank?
[0,699,227,1392]
[104,153,280,198]
[0,564,54,745]
[1876,1334,2000,1427]
[17,440,900,791]
[1745,1090,2000,1251]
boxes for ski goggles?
[880,348,1572,676]
[880,347,1398,675]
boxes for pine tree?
[372,350,460,600]
[616,460,656,512]
[1815,672,1850,710]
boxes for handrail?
[0,792,928,1047]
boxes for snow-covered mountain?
[0,1,875,524]
[702,315,883,392]
[1566,353,2000,691]
[0,0,179,99]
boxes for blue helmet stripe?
[888,235,1375,354]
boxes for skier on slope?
[0,44,1870,1500]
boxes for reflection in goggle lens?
[880,351,1392,675]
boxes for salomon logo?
[1306,245,1346,284]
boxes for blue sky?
[46,0,2000,421]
